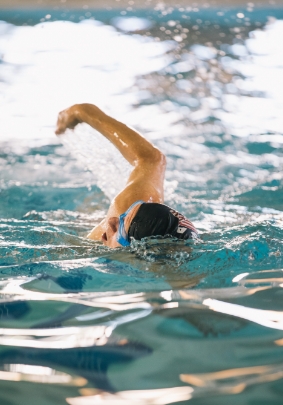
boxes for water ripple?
[1,8,283,405]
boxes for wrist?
[72,104,83,122]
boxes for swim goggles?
[116,200,144,247]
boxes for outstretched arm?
[56,103,162,169]
[56,103,166,241]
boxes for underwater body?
[1,3,283,404]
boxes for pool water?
[1,5,283,405]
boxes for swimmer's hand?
[55,105,82,135]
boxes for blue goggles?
[116,200,144,247]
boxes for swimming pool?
[1,3,283,404]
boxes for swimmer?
[56,103,198,248]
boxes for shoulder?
[110,179,163,216]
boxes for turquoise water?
[1,5,283,405]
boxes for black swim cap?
[128,203,195,241]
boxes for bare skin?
[56,103,166,248]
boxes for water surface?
[1,6,283,405]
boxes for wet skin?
[102,217,121,248]
[56,103,166,248]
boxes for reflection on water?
[181,363,283,396]
[0,364,86,386]
[1,5,283,405]
[67,386,194,405]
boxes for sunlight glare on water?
[0,19,173,141]
[1,6,283,405]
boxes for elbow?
[137,147,166,169]
[151,148,166,168]
[158,149,167,168]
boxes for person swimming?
[56,103,198,248]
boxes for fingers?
[55,106,81,136]
[55,110,71,135]
[55,127,64,135]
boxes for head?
[101,203,195,248]
[101,202,143,248]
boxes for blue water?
[1,5,283,405]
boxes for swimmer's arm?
[56,103,163,168]
[56,103,166,209]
